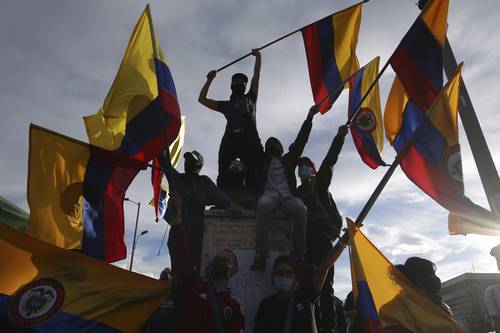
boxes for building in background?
[441,272,500,333]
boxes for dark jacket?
[297,131,345,239]
[255,117,313,196]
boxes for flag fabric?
[384,67,500,235]
[347,220,464,332]
[83,6,181,159]
[348,57,387,169]
[0,223,170,332]
[301,4,361,114]
[152,116,186,220]
[0,196,28,232]
[27,124,146,262]
[389,0,449,112]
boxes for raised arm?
[198,70,219,111]
[249,48,261,96]
[316,125,348,190]
[287,105,317,162]
[311,233,348,292]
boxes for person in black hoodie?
[250,106,318,271]
[198,48,263,192]
[297,125,348,332]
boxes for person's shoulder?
[199,174,216,184]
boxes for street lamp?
[125,197,142,271]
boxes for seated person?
[224,158,256,209]
[251,108,317,271]
[254,248,339,333]
[166,193,244,333]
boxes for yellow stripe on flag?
[332,4,361,81]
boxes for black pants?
[306,228,338,333]
[217,132,262,191]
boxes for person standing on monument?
[297,124,349,333]
[198,48,263,192]
[160,149,230,270]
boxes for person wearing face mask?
[250,107,318,271]
[296,125,348,333]
[254,251,340,333]
[160,149,230,271]
[165,193,245,333]
[198,48,263,192]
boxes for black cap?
[183,150,204,169]
[231,73,248,83]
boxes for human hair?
[207,256,231,281]
[401,257,435,284]
[272,255,296,272]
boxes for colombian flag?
[83,6,181,220]
[348,57,386,169]
[385,67,500,235]
[348,220,463,332]
[0,223,170,332]
[27,125,146,262]
[301,3,361,114]
[389,0,448,112]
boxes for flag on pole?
[348,57,387,169]
[385,67,500,235]
[389,0,449,111]
[301,4,362,114]
[84,5,181,159]
[347,220,464,332]
[0,223,169,332]
[27,124,146,262]
[152,116,186,221]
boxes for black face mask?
[231,83,245,96]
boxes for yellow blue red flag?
[301,4,361,114]
[384,66,500,235]
[347,220,464,332]
[389,0,449,112]
[27,124,146,262]
[348,57,387,169]
[0,223,169,332]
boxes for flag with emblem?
[0,223,169,332]
[348,220,464,332]
[27,124,146,262]
[385,66,500,235]
[348,57,387,169]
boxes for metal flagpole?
[216,0,369,72]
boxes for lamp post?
[125,198,142,271]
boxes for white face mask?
[298,165,314,179]
[273,277,297,292]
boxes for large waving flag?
[152,116,186,221]
[84,5,181,163]
[348,220,464,332]
[385,68,500,235]
[389,0,448,112]
[301,3,361,114]
[28,125,146,262]
[0,223,169,332]
[348,57,387,169]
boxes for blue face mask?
[273,277,296,292]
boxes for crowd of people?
[143,51,475,333]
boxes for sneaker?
[250,255,266,271]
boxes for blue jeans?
[255,194,307,257]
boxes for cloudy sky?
[1,0,500,299]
